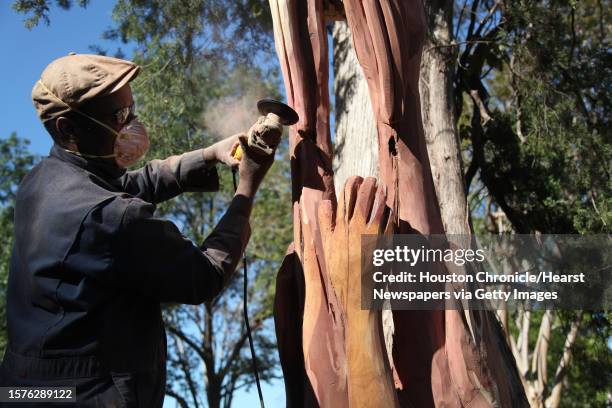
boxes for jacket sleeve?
[113,198,250,304]
[118,149,219,204]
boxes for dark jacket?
[0,144,250,407]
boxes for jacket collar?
[50,144,127,180]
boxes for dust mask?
[38,80,150,168]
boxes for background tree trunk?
[419,0,470,235]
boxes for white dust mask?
[108,117,150,168]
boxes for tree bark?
[269,1,345,406]
[546,313,583,408]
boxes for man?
[0,53,279,407]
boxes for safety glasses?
[112,103,136,127]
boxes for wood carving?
[318,176,398,408]
[270,0,528,407]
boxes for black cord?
[232,167,265,408]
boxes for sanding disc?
[257,98,299,126]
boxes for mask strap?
[64,149,116,159]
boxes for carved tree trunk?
[332,21,396,375]
[318,177,399,408]
[270,1,528,407]
[269,1,345,406]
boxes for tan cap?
[32,53,140,125]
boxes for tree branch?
[531,310,553,402]
[204,301,215,375]
[166,322,208,362]
[472,0,502,40]
[218,330,249,380]
[455,0,469,39]
[174,336,201,408]
[518,310,531,376]
[165,389,190,408]
[466,0,481,43]
[464,156,479,193]
[545,312,583,408]
[469,89,492,123]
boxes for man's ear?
[55,117,80,150]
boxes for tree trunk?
[333,3,468,235]
[272,1,528,406]
[333,2,527,407]
[269,1,345,406]
[419,0,470,235]
[546,313,583,408]
[332,20,396,378]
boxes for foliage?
[12,0,91,29]
[561,311,612,407]
[0,134,37,355]
[458,0,611,235]
[453,1,611,406]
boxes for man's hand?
[203,133,242,168]
[235,133,275,199]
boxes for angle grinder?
[232,98,299,160]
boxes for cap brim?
[104,65,141,97]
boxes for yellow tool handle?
[233,145,244,161]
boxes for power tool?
[232,98,299,160]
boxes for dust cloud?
[203,87,266,140]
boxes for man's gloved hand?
[235,133,275,198]
[203,133,242,167]
[248,115,283,151]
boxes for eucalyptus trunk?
[419,0,470,235]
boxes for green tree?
[453,1,611,406]
[459,0,611,235]
[0,133,37,355]
[12,0,91,28]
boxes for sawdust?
[203,87,267,140]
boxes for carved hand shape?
[318,176,398,408]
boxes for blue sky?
[0,1,122,154]
[1,2,285,407]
